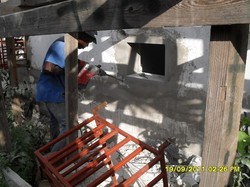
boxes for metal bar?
[61,146,103,177]
[34,103,170,187]
[35,153,71,187]
[95,117,159,154]
[158,140,171,152]
[50,125,105,164]
[42,166,64,187]
[101,138,118,185]
[159,155,168,186]
[146,173,164,187]
[66,130,122,182]
[157,139,170,186]
[92,102,108,115]
[54,130,103,170]
[35,115,96,153]
[70,155,110,186]
[67,137,131,185]
[95,117,118,185]
[87,147,143,187]
[57,130,117,171]
[119,155,162,187]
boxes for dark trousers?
[45,102,67,152]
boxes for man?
[36,32,97,152]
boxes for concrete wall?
[27,27,250,160]
[243,38,250,114]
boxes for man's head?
[78,32,96,49]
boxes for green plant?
[0,152,9,187]
[0,70,49,185]
[233,114,250,187]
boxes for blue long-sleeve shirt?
[36,37,65,103]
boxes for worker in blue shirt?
[36,32,97,152]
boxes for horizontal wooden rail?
[1,0,250,37]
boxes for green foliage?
[0,119,48,184]
[1,69,32,100]
[0,153,9,187]
[8,124,40,183]
[0,70,49,185]
[233,116,250,187]
[238,131,250,156]
[240,117,250,128]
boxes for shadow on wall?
[77,27,209,166]
[243,79,250,114]
[52,0,206,162]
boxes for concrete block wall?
[27,27,250,161]
[77,27,209,159]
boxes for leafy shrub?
[0,70,49,185]
[233,114,250,187]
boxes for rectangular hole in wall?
[141,43,165,75]
[128,43,165,81]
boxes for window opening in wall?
[140,43,165,75]
[128,43,165,79]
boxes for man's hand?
[98,68,107,76]
[94,65,106,76]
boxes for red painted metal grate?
[34,103,170,187]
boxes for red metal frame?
[34,102,170,187]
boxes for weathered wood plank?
[19,0,67,7]
[0,0,66,15]
[3,167,32,187]
[64,33,78,131]
[0,0,27,15]
[0,0,250,37]
[6,37,18,86]
[200,24,249,187]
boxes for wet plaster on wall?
[75,27,211,160]
[79,76,206,159]
[26,27,223,161]
[243,33,250,115]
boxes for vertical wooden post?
[64,33,78,131]
[200,24,249,187]
[6,37,18,87]
[0,74,11,152]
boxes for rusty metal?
[34,102,170,187]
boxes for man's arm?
[43,61,64,74]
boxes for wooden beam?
[0,74,11,152]
[0,0,27,15]
[0,0,66,15]
[0,0,250,37]
[3,167,32,187]
[64,33,78,131]
[19,0,67,7]
[200,24,249,187]
[6,37,18,87]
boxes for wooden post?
[64,33,78,131]
[0,74,11,152]
[6,37,18,87]
[200,24,249,187]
